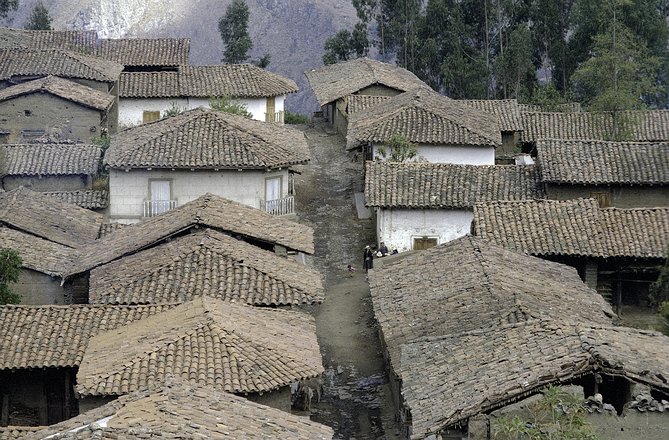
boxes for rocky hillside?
[2,0,358,113]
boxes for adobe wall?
[589,411,669,439]
[2,175,90,192]
[371,143,495,165]
[545,184,669,208]
[10,269,66,305]
[357,85,404,97]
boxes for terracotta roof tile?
[42,190,109,210]
[305,57,427,106]
[0,75,114,110]
[0,227,73,276]
[96,38,190,67]
[459,99,523,132]
[537,139,669,185]
[365,161,544,208]
[472,199,669,258]
[27,382,333,439]
[0,143,101,176]
[89,229,324,306]
[76,298,323,396]
[0,27,98,52]
[347,87,501,148]
[65,193,314,277]
[0,187,103,248]
[105,108,310,169]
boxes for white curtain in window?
[265,177,281,201]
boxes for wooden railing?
[261,196,294,216]
[265,110,285,124]
[143,200,177,217]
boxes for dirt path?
[294,121,400,439]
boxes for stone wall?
[10,269,66,305]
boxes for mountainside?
[2,0,358,113]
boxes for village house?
[87,228,324,306]
[0,48,123,135]
[95,37,190,72]
[347,87,501,164]
[368,235,668,439]
[106,107,309,222]
[0,76,115,143]
[365,161,544,251]
[305,57,427,134]
[0,298,323,426]
[22,381,333,439]
[119,64,298,126]
[472,198,669,315]
[536,139,669,208]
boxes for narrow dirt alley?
[294,120,401,439]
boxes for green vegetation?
[25,1,52,30]
[285,111,309,124]
[91,133,111,152]
[209,96,253,118]
[376,134,418,162]
[493,385,598,440]
[322,23,369,65]
[218,0,253,64]
[0,249,22,305]
[162,102,187,119]
[0,0,18,18]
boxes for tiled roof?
[89,229,324,306]
[42,190,109,210]
[401,320,669,437]
[27,381,334,439]
[368,235,615,374]
[364,161,544,208]
[0,75,114,110]
[96,38,190,67]
[0,48,123,82]
[65,193,315,277]
[98,222,127,238]
[536,139,669,185]
[0,187,103,248]
[518,102,582,112]
[346,94,388,115]
[0,27,98,52]
[0,143,101,176]
[105,108,310,169]
[119,64,299,98]
[305,57,427,106]
[520,110,669,142]
[76,298,323,396]
[459,99,523,132]
[347,87,501,148]
[0,304,177,370]
[472,199,669,259]
[0,227,74,276]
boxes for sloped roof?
[305,57,427,106]
[365,161,544,208]
[89,229,324,306]
[96,38,190,67]
[0,27,98,52]
[347,87,501,148]
[0,187,103,248]
[459,99,523,132]
[26,382,334,439]
[472,199,669,259]
[77,298,323,396]
[0,48,123,82]
[0,143,101,177]
[0,304,177,370]
[0,227,74,276]
[401,320,669,438]
[65,193,315,277]
[536,139,669,185]
[42,190,109,210]
[368,235,615,374]
[105,107,310,169]
[518,102,582,112]
[520,110,669,142]
[0,75,114,110]
[346,94,388,115]
[119,64,299,98]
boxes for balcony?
[143,199,177,217]
[261,195,295,216]
[265,110,285,124]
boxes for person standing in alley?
[363,245,374,273]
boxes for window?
[265,176,282,202]
[413,237,438,250]
[590,192,611,208]
[144,180,174,217]
[142,111,160,124]
[265,97,276,122]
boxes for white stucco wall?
[109,168,289,223]
[376,208,474,252]
[118,95,286,127]
[372,143,495,165]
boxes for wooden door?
[266,97,276,122]
[413,237,438,250]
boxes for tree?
[218,0,253,64]
[209,96,253,118]
[493,24,536,100]
[25,1,52,30]
[0,0,18,18]
[322,23,369,65]
[376,134,418,162]
[0,248,22,305]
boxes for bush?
[162,102,187,118]
[209,96,253,118]
[0,249,22,305]
[376,134,418,162]
[285,111,309,124]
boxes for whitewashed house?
[118,65,299,126]
[105,107,310,223]
[348,87,501,164]
[364,161,544,251]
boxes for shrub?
[285,111,309,124]
[376,134,418,162]
[0,248,22,305]
[209,96,253,118]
